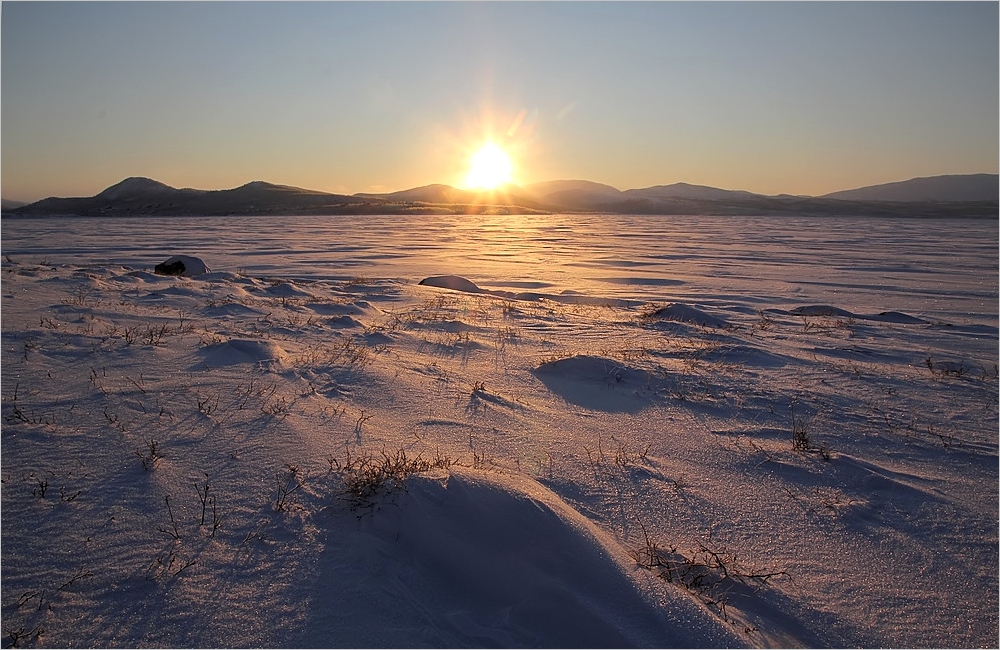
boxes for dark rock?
[154,260,186,276]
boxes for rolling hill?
[822,174,998,202]
[9,178,385,217]
[6,174,996,218]
[0,198,28,211]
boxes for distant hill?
[7,178,551,217]
[359,183,551,212]
[9,177,384,217]
[517,175,995,217]
[357,184,472,204]
[822,174,998,202]
[1,198,28,211]
[522,179,622,197]
[94,177,180,201]
[624,182,761,202]
[7,174,997,218]
[520,180,624,211]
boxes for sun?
[463,142,513,190]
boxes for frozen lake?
[2,211,997,647]
[3,213,997,324]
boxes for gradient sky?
[2,1,997,202]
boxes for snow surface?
[1,214,997,648]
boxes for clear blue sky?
[2,1,997,201]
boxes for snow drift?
[295,467,741,648]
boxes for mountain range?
[5,173,996,218]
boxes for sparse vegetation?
[353,410,373,437]
[145,546,197,581]
[614,440,652,469]
[136,437,162,471]
[5,624,44,648]
[790,411,830,461]
[630,525,788,622]
[197,392,219,415]
[56,568,94,592]
[159,494,182,540]
[272,464,305,512]
[754,309,775,333]
[30,474,48,498]
[327,446,454,508]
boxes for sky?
[2,1,997,202]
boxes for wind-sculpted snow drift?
[197,338,289,369]
[532,355,658,413]
[296,467,742,648]
[645,303,729,329]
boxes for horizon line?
[7,171,999,204]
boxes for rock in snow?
[154,255,210,277]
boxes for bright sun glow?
[464,143,513,190]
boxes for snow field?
[1,215,997,648]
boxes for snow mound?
[126,270,174,282]
[325,315,364,329]
[865,311,928,324]
[534,354,642,381]
[153,255,210,277]
[418,275,485,293]
[789,305,856,318]
[699,344,789,368]
[363,330,394,346]
[646,303,728,328]
[198,338,288,368]
[532,355,655,413]
[301,467,740,648]
[261,281,313,298]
